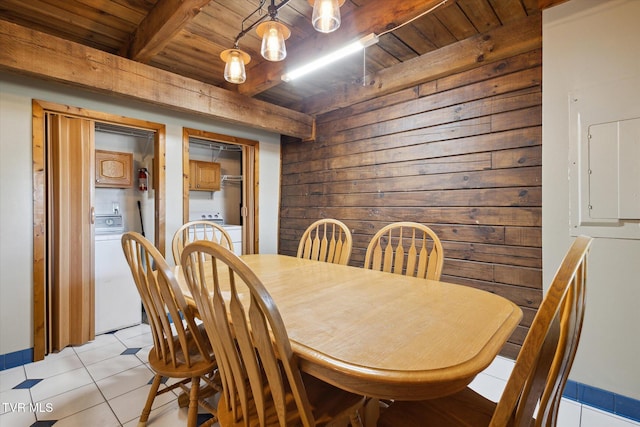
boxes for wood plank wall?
[279,36,542,358]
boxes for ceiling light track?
[232,0,291,49]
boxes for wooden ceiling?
[0,0,562,114]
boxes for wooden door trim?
[182,127,259,253]
[32,99,166,360]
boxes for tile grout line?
[72,342,125,426]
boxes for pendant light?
[219,0,347,83]
[220,48,251,84]
[256,19,291,62]
[309,0,345,33]
[222,0,450,84]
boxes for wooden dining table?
[175,254,522,402]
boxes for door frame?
[182,128,259,253]
[32,99,166,360]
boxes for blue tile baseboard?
[564,380,640,422]
[0,347,33,371]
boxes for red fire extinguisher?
[138,168,148,192]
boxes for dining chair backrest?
[491,235,592,426]
[181,240,316,426]
[364,221,444,280]
[122,231,213,369]
[296,218,352,265]
[172,220,234,264]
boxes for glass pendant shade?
[309,0,345,33]
[220,48,250,84]
[256,20,290,62]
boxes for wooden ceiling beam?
[0,20,314,139]
[120,0,211,63]
[302,13,542,115]
[237,0,456,98]
[537,0,571,10]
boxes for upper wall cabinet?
[95,149,133,188]
[189,160,221,191]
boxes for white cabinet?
[95,234,141,334]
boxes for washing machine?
[94,215,141,334]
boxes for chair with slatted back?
[364,221,444,280]
[377,235,593,427]
[172,220,234,264]
[296,218,353,265]
[181,240,365,427]
[121,231,220,427]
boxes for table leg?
[363,398,380,427]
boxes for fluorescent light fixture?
[281,33,379,82]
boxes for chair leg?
[186,376,200,427]
[138,374,162,426]
[350,410,363,427]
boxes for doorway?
[182,128,258,254]
[31,100,165,360]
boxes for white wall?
[0,72,281,355]
[543,0,640,400]
[189,143,243,225]
[95,130,156,238]
[0,89,34,357]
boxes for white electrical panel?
[588,118,640,220]
[569,76,640,239]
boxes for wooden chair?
[172,220,234,264]
[377,235,593,427]
[121,231,219,427]
[296,218,353,265]
[363,221,444,280]
[180,240,365,427]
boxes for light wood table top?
[176,254,522,401]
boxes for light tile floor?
[1,324,638,427]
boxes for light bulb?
[221,48,250,84]
[311,0,341,33]
[256,20,290,62]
